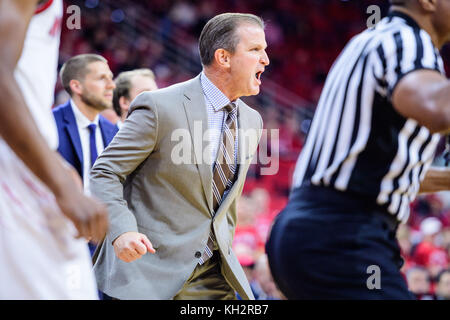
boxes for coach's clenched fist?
[113,232,156,263]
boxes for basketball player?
[0,0,108,299]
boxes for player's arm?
[419,166,450,194]
[0,0,108,242]
[392,69,450,134]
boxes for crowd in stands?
[398,194,450,299]
[57,0,450,299]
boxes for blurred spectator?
[406,266,434,300]
[409,194,450,229]
[435,269,450,300]
[397,224,414,272]
[442,227,450,258]
[234,196,264,258]
[250,188,273,245]
[252,254,284,300]
[413,217,449,283]
[109,68,158,128]
[234,242,260,300]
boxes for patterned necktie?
[87,123,98,168]
[199,103,238,265]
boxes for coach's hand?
[113,232,156,263]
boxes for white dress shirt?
[70,100,104,194]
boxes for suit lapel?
[98,116,116,147]
[182,76,214,215]
[235,99,250,186]
[63,103,83,170]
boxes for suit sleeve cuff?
[108,213,139,245]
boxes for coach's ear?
[69,79,83,96]
[119,95,131,111]
[418,0,437,12]
[214,48,231,69]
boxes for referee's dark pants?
[266,185,414,300]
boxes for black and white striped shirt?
[292,11,445,223]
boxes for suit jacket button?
[195,251,202,258]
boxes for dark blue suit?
[52,101,118,179]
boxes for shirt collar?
[70,99,100,129]
[200,71,234,112]
[387,10,421,30]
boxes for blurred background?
[56,0,450,300]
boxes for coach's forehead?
[84,61,112,77]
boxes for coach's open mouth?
[255,71,263,84]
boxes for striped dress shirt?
[200,72,239,167]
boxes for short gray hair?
[199,13,264,66]
[59,54,107,96]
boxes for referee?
[266,0,450,299]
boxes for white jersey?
[0,0,98,300]
[14,0,62,150]
[0,142,98,299]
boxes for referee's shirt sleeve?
[373,27,442,102]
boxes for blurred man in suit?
[112,68,158,129]
[53,54,118,196]
[53,54,118,260]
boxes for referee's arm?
[392,69,450,135]
[392,69,450,193]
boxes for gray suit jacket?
[90,74,263,299]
